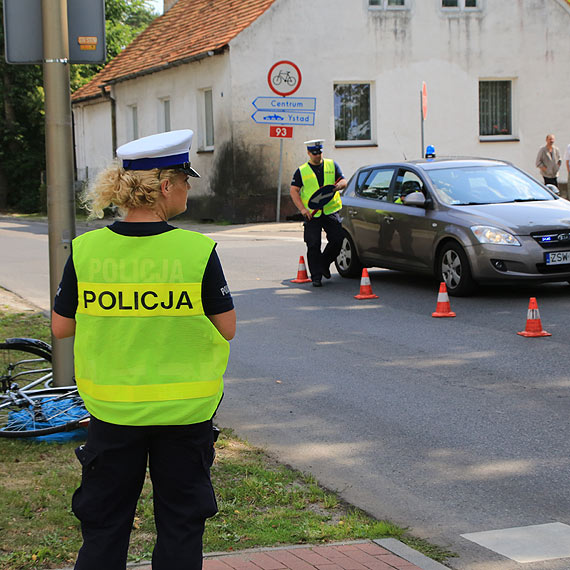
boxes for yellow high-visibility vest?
[72,227,229,426]
[299,159,342,217]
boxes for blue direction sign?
[252,97,316,112]
[251,110,315,126]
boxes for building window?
[198,88,214,150]
[128,105,138,140]
[161,98,171,132]
[442,0,478,8]
[479,80,512,137]
[204,89,214,148]
[334,83,372,144]
[369,0,407,9]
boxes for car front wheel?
[437,242,476,296]
[335,232,363,278]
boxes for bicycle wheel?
[0,339,53,393]
[0,387,89,438]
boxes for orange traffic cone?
[432,282,456,317]
[517,297,551,337]
[354,268,379,299]
[291,256,312,283]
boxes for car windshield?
[425,165,555,206]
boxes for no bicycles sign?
[267,60,302,97]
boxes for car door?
[346,166,397,264]
[383,168,438,272]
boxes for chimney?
[164,0,180,11]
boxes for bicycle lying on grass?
[0,337,89,438]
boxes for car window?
[356,170,371,192]
[392,170,425,204]
[426,165,555,205]
[356,167,396,201]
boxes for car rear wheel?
[437,242,476,296]
[335,232,363,278]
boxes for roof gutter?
[72,90,107,104]
[102,46,227,87]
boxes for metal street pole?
[420,89,425,159]
[42,0,76,386]
[276,138,283,222]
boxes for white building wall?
[73,0,570,218]
[112,54,232,196]
[227,0,570,185]
[73,99,113,181]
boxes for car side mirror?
[546,184,560,196]
[402,191,426,207]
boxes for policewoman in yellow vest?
[289,139,347,287]
[51,130,236,570]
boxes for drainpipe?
[102,84,117,156]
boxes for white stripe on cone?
[361,276,370,286]
[528,308,539,320]
[437,292,449,302]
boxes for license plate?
[545,251,570,265]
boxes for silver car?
[335,158,570,296]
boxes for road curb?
[374,538,450,569]
[52,538,451,570]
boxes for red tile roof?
[72,0,277,102]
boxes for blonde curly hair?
[81,161,181,219]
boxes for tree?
[0,0,156,212]
[71,0,156,91]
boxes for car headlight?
[471,226,521,246]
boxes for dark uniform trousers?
[73,416,217,570]
[303,212,344,280]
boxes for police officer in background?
[51,130,236,570]
[289,139,347,287]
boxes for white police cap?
[304,139,324,152]
[116,129,200,177]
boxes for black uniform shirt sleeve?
[201,247,234,316]
[53,252,78,318]
[291,168,303,188]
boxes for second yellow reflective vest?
[299,158,342,217]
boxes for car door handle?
[347,208,358,216]
[383,215,394,223]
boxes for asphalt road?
[1,216,569,570]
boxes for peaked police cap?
[117,130,200,177]
[304,139,324,152]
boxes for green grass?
[0,312,52,343]
[0,305,454,569]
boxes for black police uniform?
[291,162,345,283]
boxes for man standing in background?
[536,134,561,187]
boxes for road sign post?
[420,81,427,158]
[42,0,76,386]
[252,61,314,221]
[4,0,106,385]
[276,138,284,223]
[270,126,294,222]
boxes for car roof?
[357,157,511,172]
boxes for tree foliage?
[0,0,156,212]
[71,0,156,91]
